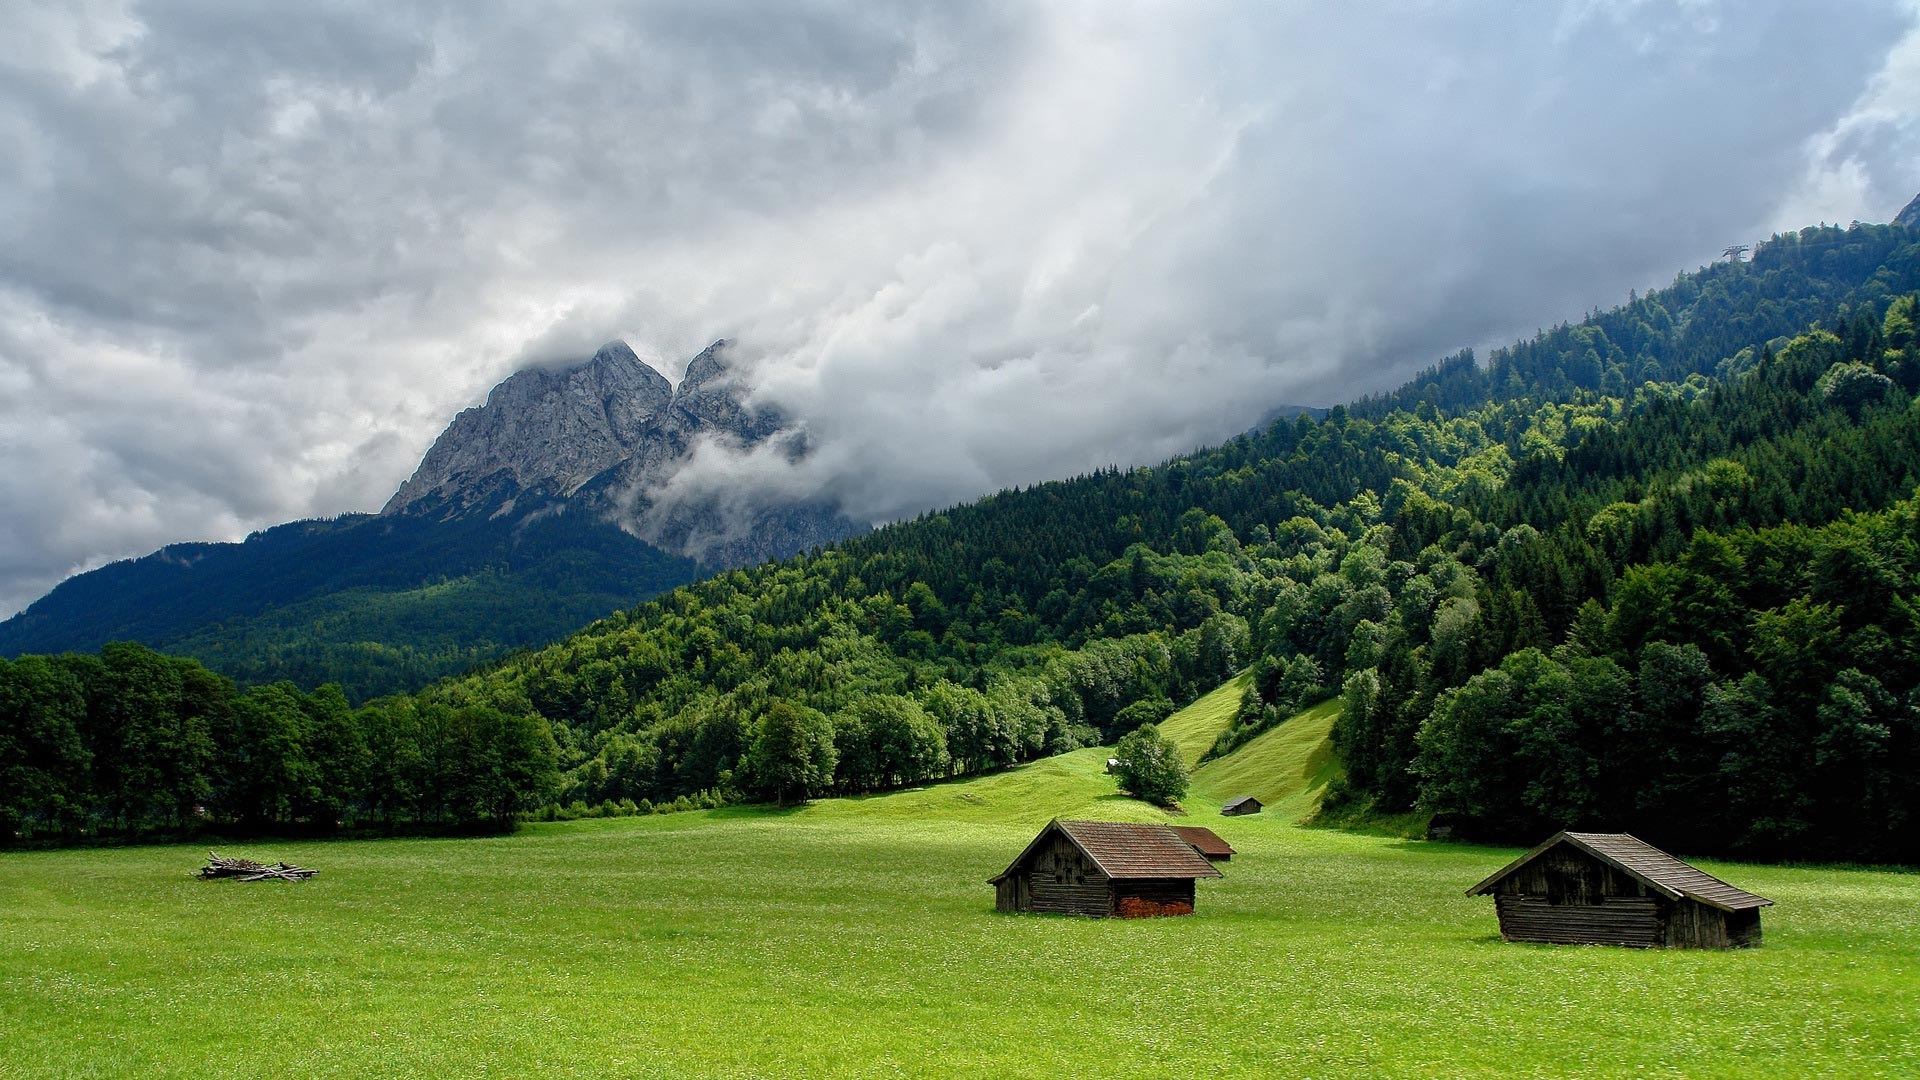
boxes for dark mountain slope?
[0,509,697,701]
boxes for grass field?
[2,695,1917,1077]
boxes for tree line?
[0,642,559,840]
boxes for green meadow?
[1,695,1916,1078]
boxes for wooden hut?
[1467,831,1772,949]
[1170,825,1235,862]
[1220,796,1262,817]
[989,819,1223,917]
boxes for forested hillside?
[5,221,1919,859]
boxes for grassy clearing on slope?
[1156,671,1249,765]
[797,746,1178,827]
[2,768,1917,1078]
[1190,696,1343,822]
[1156,676,1342,822]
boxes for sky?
[2,0,1919,616]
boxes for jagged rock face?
[672,341,784,440]
[1897,192,1920,230]
[385,339,864,568]
[384,341,674,513]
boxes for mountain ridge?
[0,339,864,699]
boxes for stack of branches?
[198,851,317,882]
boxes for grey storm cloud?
[1,0,1917,614]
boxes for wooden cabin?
[1467,831,1772,949]
[1170,825,1235,862]
[989,819,1223,917]
[1220,796,1262,817]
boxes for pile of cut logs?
[198,851,317,882]
[1115,896,1193,918]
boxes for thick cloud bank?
[2,1,1917,614]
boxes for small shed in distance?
[990,819,1223,917]
[1220,796,1262,817]
[1467,831,1772,949]
[1170,825,1235,862]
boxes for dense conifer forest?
[6,221,1920,859]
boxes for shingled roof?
[990,820,1223,883]
[1170,825,1235,859]
[1467,831,1772,912]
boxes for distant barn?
[1170,825,1235,862]
[1220,796,1262,817]
[1467,831,1772,949]
[989,819,1223,917]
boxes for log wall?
[1022,832,1113,916]
[1494,895,1662,946]
[1665,898,1760,948]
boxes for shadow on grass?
[1091,792,1176,812]
[710,802,806,819]
[1379,837,1521,858]
[2,818,519,854]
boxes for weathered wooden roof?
[1057,820,1225,879]
[1467,831,1773,912]
[1170,825,1235,858]
[1221,796,1261,812]
[989,819,1224,883]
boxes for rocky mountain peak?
[671,339,779,438]
[590,339,643,366]
[382,338,863,568]
[384,340,675,514]
[678,338,730,391]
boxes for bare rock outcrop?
[384,339,862,568]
